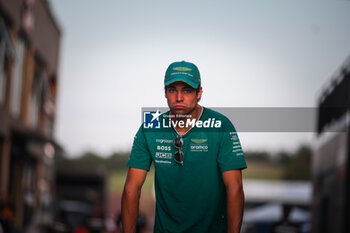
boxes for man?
[122,61,247,233]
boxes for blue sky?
[50,0,350,156]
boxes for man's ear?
[197,86,203,101]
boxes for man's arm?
[121,168,148,233]
[222,169,244,233]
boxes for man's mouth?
[173,105,186,109]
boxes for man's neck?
[172,105,202,135]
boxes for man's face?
[165,82,202,116]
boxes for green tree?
[105,152,130,171]
[283,145,311,180]
[73,151,105,166]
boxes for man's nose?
[176,91,184,102]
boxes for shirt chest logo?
[155,152,172,159]
[190,138,209,152]
[154,139,173,164]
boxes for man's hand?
[121,168,148,233]
[222,169,244,233]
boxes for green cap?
[164,61,201,88]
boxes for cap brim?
[164,78,199,89]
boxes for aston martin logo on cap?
[173,67,192,71]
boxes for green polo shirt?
[128,107,247,233]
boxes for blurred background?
[0,0,349,232]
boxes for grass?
[108,167,155,196]
[108,161,284,216]
[108,167,156,214]
[108,160,283,194]
[243,160,285,180]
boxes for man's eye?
[168,88,176,93]
[183,89,193,94]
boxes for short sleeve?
[127,126,152,171]
[217,119,247,172]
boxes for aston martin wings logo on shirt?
[190,138,209,152]
[191,139,208,144]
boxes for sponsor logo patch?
[155,160,172,164]
[155,152,172,159]
[173,67,192,71]
[191,139,208,144]
[190,145,208,152]
[190,138,209,152]
[155,139,173,144]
